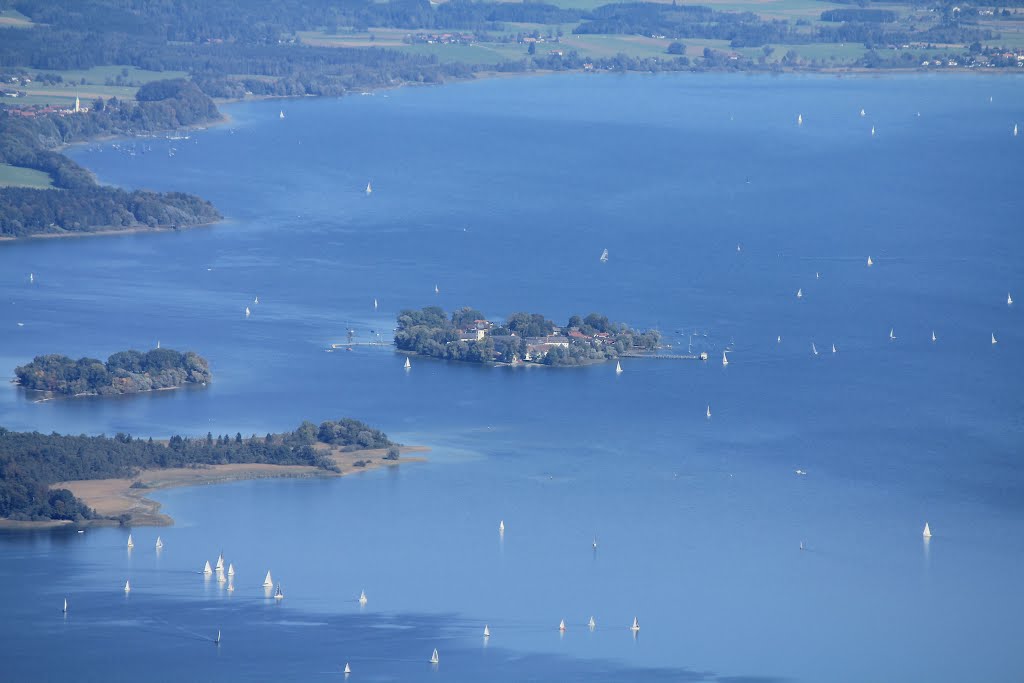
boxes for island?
[0,418,422,527]
[14,348,211,397]
[395,306,660,366]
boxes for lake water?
[2,73,1023,682]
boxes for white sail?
[430,648,439,664]
[29,273,34,283]
[867,256,873,267]
[124,580,131,593]
[797,113,803,126]
[870,125,876,136]
[204,561,213,575]
[799,541,805,551]
[812,343,818,356]
[434,284,440,294]
[227,563,234,576]
[992,333,997,345]
[499,520,505,533]
[483,625,490,638]
[923,522,932,538]
[630,617,640,632]
[344,663,351,675]
[559,619,566,632]
[215,630,221,645]
[359,590,367,605]
[64,598,68,613]
[1008,293,1013,306]
[796,288,802,298]
[365,181,372,194]
[615,360,623,374]
[254,296,259,304]
[889,328,895,340]
[274,583,284,600]
[600,248,609,263]
[1015,124,1019,137]
[932,331,937,342]
[588,616,596,630]
[860,108,866,117]
[404,357,411,370]
[263,571,273,587]
[777,335,781,343]
[374,298,378,309]
[722,351,729,366]
[155,536,163,549]
[706,405,711,418]
[156,340,160,349]
[592,537,598,549]
[831,344,837,354]
[216,553,224,571]
[279,110,284,119]
[127,534,134,549]
[245,306,251,317]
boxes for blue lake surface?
[2,73,1023,682]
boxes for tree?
[528,41,536,55]
[667,41,685,55]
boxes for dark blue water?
[2,73,1023,682]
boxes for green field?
[0,164,53,189]
[13,66,189,108]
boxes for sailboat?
[204,561,213,575]
[499,520,505,533]
[430,648,439,664]
[867,256,873,267]
[922,522,932,538]
[559,619,566,632]
[215,630,221,645]
[799,541,805,551]
[29,273,34,284]
[126,534,134,549]
[344,663,351,675]
[630,617,640,632]
[365,181,372,194]
[216,553,224,572]
[434,284,440,295]
[588,616,596,630]
[812,343,818,356]
[831,343,837,354]
[63,598,68,613]
[592,536,598,550]
[374,298,378,310]
[870,125,876,136]
[404,357,411,370]
[155,536,163,550]
[932,331,937,342]
[797,113,803,126]
[274,583,284,600]
[484,625,490,638]
[1008,293,1013,306]
[279,110,285,119]
[263,571,273,588]
[777,335,781,343]
[706,405,711,419]
[254,296,259,304]
[359,590,367,605]
[722,351,729,366]
[227,563,234,577]
[156,340,160,349]
[1015,124,1019,137]
[991,333,998,345]
[860,108,866,117]
[615,360,623,374]
[124,580,131,593]
[245,306,251,317]
[889,328,896,341]
[796,288,803,299]
[600,248,609,263]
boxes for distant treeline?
[15,349,211,396]
[820,9,897,23]
[0,417,395,522]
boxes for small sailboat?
[155,536,163,549]
[736,243,742,253]
[254,296,259,304]
[156,340,160,349]
[559,619,566,632]
[126,534,134,549]
[29,273,34,283]
[365,181,372,194]
[263,571,273,588]
[932,331,937,343]
[279,110,285,119]
[359,590,367,605]
[63,598,68,613]
[870,125,876,136]
[860,108,866,117]
[588,616,596,630]
[204,561,213,575]
[777,335,781,343]
[434,284,440,295]
[483,625,490,638]
[615,360,623,374]
[214,630,221,645]
[344,663,351,675]
[796,288,803,299]
[227,563,234,576]
[430,648,440,664]
[722,351,729,366]
[274,583,284,600]
[812,343,818,356]
[831,343,837,354]
[867,256,873,267]
[1008,293,1013,306]
[245,306,251,317]
[816,272,820,280]
[592,536,598,550]
[706,405,711,419]
[991,333,998,345]
[216,553,224,572]
[799,541,805,551]
[889,328,896,341]
[124,580,131,593]
[600,248,609,263]
[797,113,803,126]
[630,617,640,632]
[1015,124,1019,137]
[923,522,932,538]
[373,297,378,310]
[404,357,411,370]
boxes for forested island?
[395,306,660,366]
[14,348,211,396]
[0,417,400,523]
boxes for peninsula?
[0,418,421,527]
[14,348,211,397]
[395,306,660,366]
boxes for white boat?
[245,306,251,317]
[630,617,640,632]
[63,598,67,613]
[871,125,876,136]
[29,273,34,283]
[365,181,372,194]
[615,360,623,374]
[263,571,273,587]
[706,405,711,418]
[254,296,259,304]
[155,536,163,549]
[214,630,221,645]
[592,536,598,550]
[359,590,367,605]
[797,113,803,126]
[867,256,873,267]
[860,108,866,117]
[1015,124,1019,137]
[559,619,566,632]
[204,561,213,575]
[889,328,896,341]
[484,625,490,638]
[816,272,820,280]
[812,343,818,356]
[499,520,505,533]
[831,343,837,354]
[374,298,378,310]
[156,340,160,349]
[722,351,729,366]
[799,541,805,551]
[434,284,439,294]
[126,534,134,549]
[124,580,131,593]
[216,553,224,572]
[932,331,937,342]
[796,288,802,299]
[736,243,742,253]
[991,333,997,345]
[279,110,284,119]
[588,616,596,630]
[274,583,284,600]
[1008,293,1013,306]
[777,335,781,343]
[404,357,411,370]
[344,663,351,675]
[923,522,932,538]
[795,469,807,475]
[600,248,609,263]
[430,648,439,664]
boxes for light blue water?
[1,73,1023,682]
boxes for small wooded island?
[15,348,211,396]
[0,417,404,525]
[395,306,660,365]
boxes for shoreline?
[0,445,428,530]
